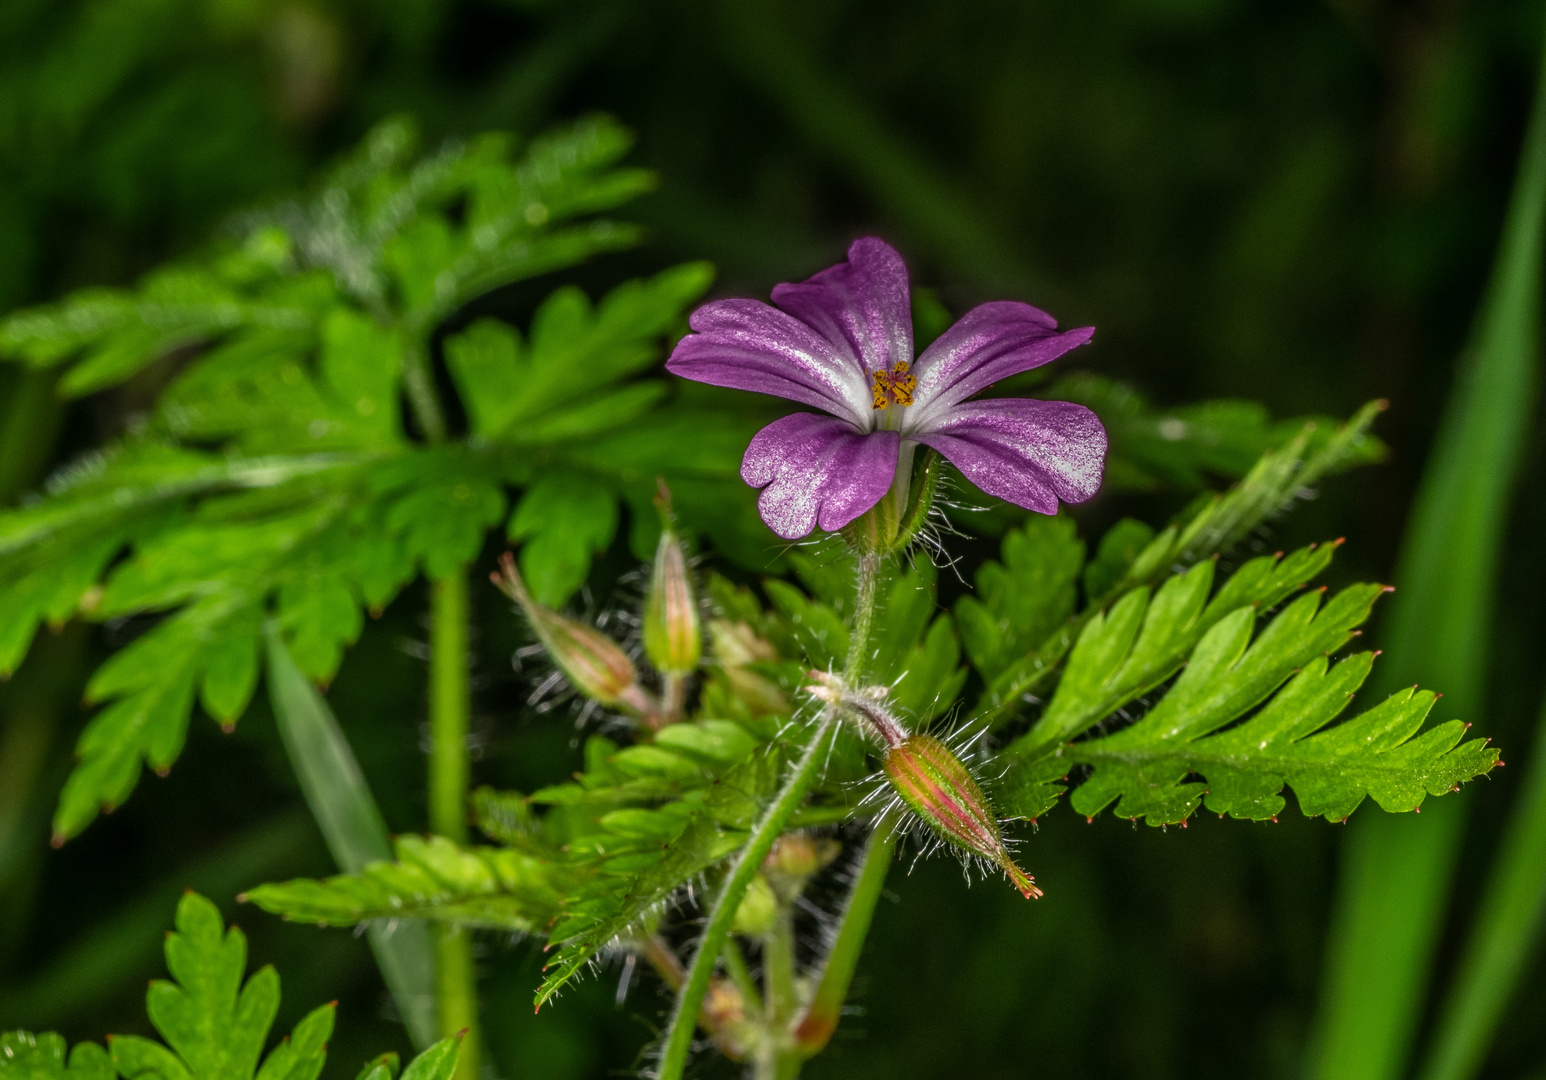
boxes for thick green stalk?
[1419,696,1546,1080]
[792,826,897,1057]
[429,572,478,1079]
[656,555,882,1080]
[1310,14,1546,1080]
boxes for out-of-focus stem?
[429,571,478,1080]
[661,672,687,724]
[401,339,447,444]
[793,825,897,1057]
[765,904,796,1023]
[722,937,763,1016]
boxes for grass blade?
[1309,14,1546,1080]
[1419,698,1546,1080]
[264,623,438,1049]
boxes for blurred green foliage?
[2,1,1546,1079]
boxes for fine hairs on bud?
[643,479,702,676]
[492,552,658,719]
[806,671,1041,899]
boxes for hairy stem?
[656,555,882,1080]
[430,572,478,1079]
[844,553,880,681]
[793,825,897,1057]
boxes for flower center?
[870,361,916,412]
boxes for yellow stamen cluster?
[870,361,917,410]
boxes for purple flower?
[666,238,1108,540]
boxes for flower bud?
[493,552,656,716]
[763,833,841,905]
[883,734,1042,899]
[643,503,701,675]
[730,874,778,937]
[708,620,789,715]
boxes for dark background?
[2,1,1545,1077]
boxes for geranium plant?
[0,124,1500,1080]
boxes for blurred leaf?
[1314,18,1546,1080]
[264,627,437,1049]
[0,1033,112,1080]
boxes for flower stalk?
[654,554,884,1080]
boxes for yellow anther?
[871,361,916,410]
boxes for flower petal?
[912,398,1106,513]
[667,299,871,424]
[770,237,913,378]
[906,302,1093,430]
[741,413,900,540]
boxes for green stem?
[722,937,763,1017]
[792,826,897,1057]
[765,904,796,1023]
[844,553,880,681]
[430,572,477,1079]
[656,555,882,1080]
[656,714,837,1080]
[1419,694,1546,1080]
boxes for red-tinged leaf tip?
[220,721,236,734]
[1414,806,1421,813]
[1271,816,1279,824]
[369,606,383,618]
[1179,819,1188,828]
[1086,816,1095,824]
[1333,536,1346,547]
[49,832,65,849]
[155,766,169,778]
[1382,585,1396,593]
[1374,398,1390,411]
[236,892,249,902]
[1275,550,1284,558]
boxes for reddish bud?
[883,734,1041,899]
[493,553,655,716]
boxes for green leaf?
[1046,372,1387,492]
[507,475,617,606]
[445,263,711,440]
[396,1040,462,1080]
[263,626,437,1049]
[242,834,567,933]
[973,405,1383,728]
[1006,541,1340,759]
[954,515,1083,685]
[994,580,1495,827]
[109,893,333,1080]
[0,1033,112,1080]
